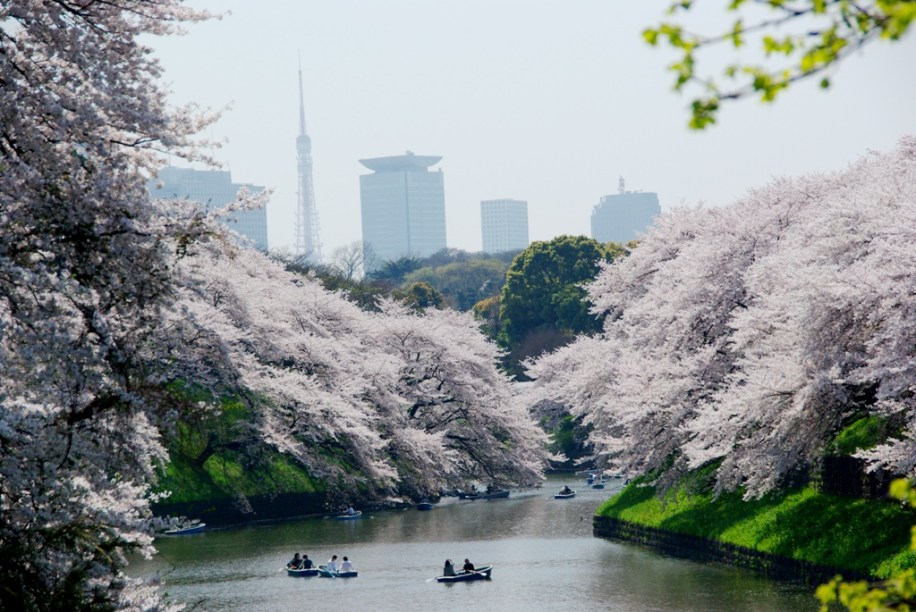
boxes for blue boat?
[435,565,493,582]
[417,500,434,511]
[286,567,318,577]
[163,522,205,535]
[335,510,363,520]
[318,565,358,578]
[590,482,605,490]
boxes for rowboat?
[417,500,434,511]
[458,490,509,500]
[435,565,493,582]
[554,490,576,499]
[286,567,318,577]
[163,522,205,535]
[590,482,605,489]
[318,565,358,578]
[335,510,363,520]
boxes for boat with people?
[435,565,494,582]
[554,488,576,499]
[457,489,509,500]
[318,565,358,578]
[286,567,319,577]
[335,510,363,520]
[163,522,205,535]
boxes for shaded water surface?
[131,476,815,611]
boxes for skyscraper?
[481,199,529,254]
[358,151,446,263]
[148,166,268,251]
[590,177,660,244]
[295,62,322,262]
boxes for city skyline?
[146,1,916,256]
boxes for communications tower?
[294,61,322,262]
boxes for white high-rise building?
[590,177,660,244]
[480,199,529,254]
[148,167,268,251]
[359,152,446,264]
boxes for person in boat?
[326,555,338,573]
[443,559,455,576]
[462,558,475,573]
[346,505,356,516]
[302,554,313,569]
[287,552,303,569]
[560,485,573,495]
[340,556,354,573]
[485,483,495,493]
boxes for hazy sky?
[149,1,916,256]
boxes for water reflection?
[132,476,815,611]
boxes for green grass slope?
[598,471,916,578]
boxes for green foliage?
[598,478,915,577]
[370,256,424,285]
[404,258,509,310]
[393,281,446,311]
[545,414,592,464]
[472,294,502,340]
[644,1,916,129]
[155,385,323,505]
[816,479,916,610]
[829,415,890,456]
[499,235,622,364]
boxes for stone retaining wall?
[593,515,866,584]
[153,491,329,528]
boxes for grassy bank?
[597,470,916,578]
[154,387,325,506]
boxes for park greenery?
[2,1,913,610]
[645,0,916,128]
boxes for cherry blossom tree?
[526,137,916,497]
[170,245,548,499]
[0,1,233,608]
[1,3,549,609]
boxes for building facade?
[358,152,446,263]
[590,178,660,244]
[149,166,268,251]
[480,199,529,254]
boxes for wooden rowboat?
[163,522,205,535]
[435,565,493,582]
[458,490,509,500]
[318,565,358,578]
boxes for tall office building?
[359,151,446,263]
[149,166,268,251]
[295,62,322,262]
[590,177,660,244]
[481,199,529,253]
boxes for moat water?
[130,475,814,611]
